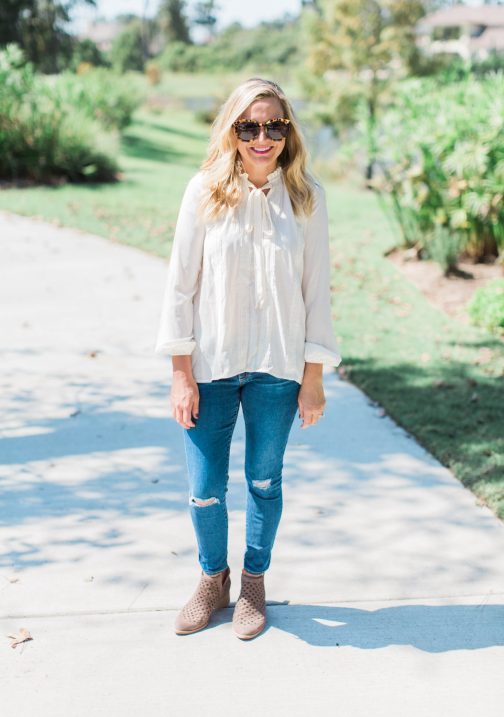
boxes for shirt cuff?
[155,338,196,356]
[304,341,342,367]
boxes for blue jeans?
[182,371,300,576]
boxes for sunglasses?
[232,117,291,142]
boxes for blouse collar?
[239,164,283,189]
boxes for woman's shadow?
[216,602,504,651]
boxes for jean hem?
[202,565,229,577]
[243,567,267,576]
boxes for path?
[1,212,503,716]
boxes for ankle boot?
[232,571,266,640]
[175,567,231,635]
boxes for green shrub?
[157,20,301,73]
[0,45,119,182]
[54,68,142,130]
[424,225,466,275]
[158,40,203,72]
[372,74,504,269]
[468,278,504,334]
[109,21,146,73]
[69,38,110,72]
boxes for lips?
[250,147,273,155]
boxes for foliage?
[54,68,143,129]
[0,45,121,182]
[158,40,201,71]
[68,38,109,71]
[0,1,96,73]
[157,0,191,44]
[193,1,219,39]
[468,278,504,334]
[302,0,426,178]
[371,74,504,269]
[158,18,301,72]
[109,19,146,72]
[471,50,504,78]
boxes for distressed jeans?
[182,371,300,576]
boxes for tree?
[193,0,219,41]
[109,19,146,73]
[158,0,191,44]
[304,0,426,179]
[0,1,96,72]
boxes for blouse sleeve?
[154,173,206,356]
[301,182,342,367]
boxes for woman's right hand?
[171,357,199,429]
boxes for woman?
[155,77,342,640]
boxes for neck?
[241,162,278,188]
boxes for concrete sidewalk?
[1,211,503,717]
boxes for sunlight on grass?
[0,90,502,520]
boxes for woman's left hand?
[298,373,326,429]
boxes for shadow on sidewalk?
[212,602,504,652]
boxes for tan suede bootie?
[175,567,231,635]
[232,571,266,640]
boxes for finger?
[301,415,314,429]
[302,413,318,429]
[192,396,199,419]
[176,406,190,429]
[182,405,195,428]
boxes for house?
[417,4,504,60]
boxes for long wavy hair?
[199,77,315,221]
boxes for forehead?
[242,97,284,121]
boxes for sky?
[71,0,303,34]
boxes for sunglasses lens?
[235,122,259,141]
[266,122,289,140]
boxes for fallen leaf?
[8,628,33,649]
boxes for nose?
[255,126,268,141]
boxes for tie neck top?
[155,165,342,384]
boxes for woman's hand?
[298,363,326,429]
[171,356,199,429]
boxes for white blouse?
[155,165,342,385]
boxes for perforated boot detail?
[232,572,266,640]
[175,567,231,635]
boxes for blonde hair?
[199,77,315,221]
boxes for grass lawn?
[1,104,503,521]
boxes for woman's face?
[235,97,287,179]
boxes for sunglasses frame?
[232,117,291,142]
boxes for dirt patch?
[385,247,503,327]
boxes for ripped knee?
[252,479,272,491]
[190,495,221,507]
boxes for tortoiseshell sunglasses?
[232,117,291,142]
